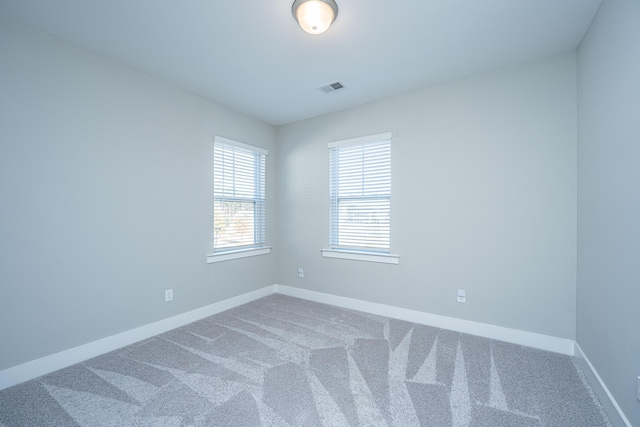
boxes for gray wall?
[276,53,578,340]
[0,16,277,371]
[577,0,640,424]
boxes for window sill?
[321,249,399,265]
[206,246,272,264]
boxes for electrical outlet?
[457,289,466,303]
[165,289,173,302]
[297,268,304,278]
[636,376,640,401]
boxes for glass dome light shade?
[293,0,337,35]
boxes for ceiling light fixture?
[292,0,338,35]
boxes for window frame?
[323,132,399,264]
[207,136,270,263]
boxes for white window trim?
[321,249,399,265]
[209,136,269,262]
[214,135,268,156]
[328,131,393,149]
[207,246,272,264]
[328,132,393,255]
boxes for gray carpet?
[0,294,611,426]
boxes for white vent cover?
[318,81,345,93]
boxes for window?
[324,132,397,264]
[208,136,269,262]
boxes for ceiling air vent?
[318,81,345,94]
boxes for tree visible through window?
[329,133,391,253]
[213,137,266,252]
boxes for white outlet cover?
[165,289,173,302]
[637,376,640,401]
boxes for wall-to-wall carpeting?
[0,294,610,426]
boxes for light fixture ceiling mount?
[292,0,338,35]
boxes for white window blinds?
[213,137,267,252]
[329,133,391,253]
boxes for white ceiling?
[0,0,602,126]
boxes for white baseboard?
[0,285,276,391]
[275,284,575,355]
[1,283,628,427]
[574,343,631,427]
